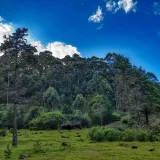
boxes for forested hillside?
[0,28,160,145]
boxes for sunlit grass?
[0,129,160,160]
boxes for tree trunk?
[12,104,17,146]
[12,64,18,146]
[100,114,103,126]
[144,108,149,126]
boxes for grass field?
[0,129,160,160]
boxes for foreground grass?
[0,129,160,160]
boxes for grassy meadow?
[0,129,160,160]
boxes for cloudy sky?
[0,0,160,80]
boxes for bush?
[89,127,98,140]
[24,106,46,128]
[93,128,104,142]
[29,111,68,130]
[122,129,134,142]
[136,130,149,142]
[89,126,158,142]
[104,128,122,141]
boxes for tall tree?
[0,28,36,146]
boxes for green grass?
[0,129,160,160]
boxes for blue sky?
[0,0,160,80]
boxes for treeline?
[0,28,160,136]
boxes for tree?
[43,87,60,109]
[72,94,87,113]
[90,94,111,126]
[0,28,36,146]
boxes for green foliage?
[0,130,6,137]
[24,106,43,128]
[43,87,60,109]
[104,128,122,141]
[68,110,92,128]
[29,111,68,130]
[93,128,104,142]
[72,94,86,113]
[107,121,128,131]
[121,114,131,125]
[136,130,150,142]
[111,111,122,122]
[89,94,111,126]
[80,114,92,128]
[89,127,104,142]
[89,127,154,142]
[122,129,135,142]
[4,144,12,159]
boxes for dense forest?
[0,28,160,145]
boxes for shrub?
[89,127,98,140]
[136,130,149,142]
[104,128,122,141]
[122,129,134,142]
[24,106,46,128]
[93,128,104,142]
[29,111,68,130]
[89,126,158,142]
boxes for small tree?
[90,94,111,126]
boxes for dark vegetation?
[0,28,160,147]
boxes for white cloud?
[0,17,14,55]
[88,6,103,23]
[31,41,81,59]
[153,2,160,15]
[106,0,117,12]
[0,17,14,44]
[106,0,137,13]
[0,16,81,59]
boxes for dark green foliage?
[136,130,150,142]
[80,114,92,128]
[29,111,68,130]
[0,130,6,137]
[111,111,122,122]
[24,106,43,128]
